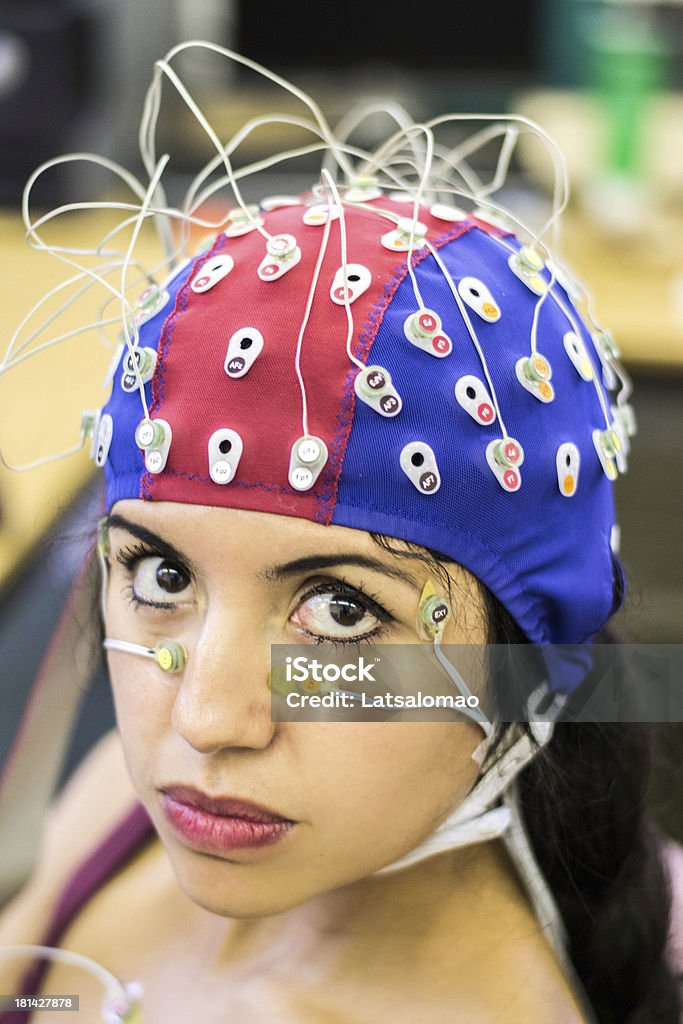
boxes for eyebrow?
[105,514,422,592]
[106,514,195,573]
[259,554,422,591]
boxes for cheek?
[107,658,173,792]
[297,722,480,855]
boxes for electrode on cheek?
[154,640,188,673]
[103,637,189,674]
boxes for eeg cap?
[99,196,628,649]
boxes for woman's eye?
[131,557,192,605]
[293,590,382,640]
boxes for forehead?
[108,499,482,603]
[110,499,386,555]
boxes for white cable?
[433,632,492,734]
[404,125,435,311]
[103,638,159,661]
[292,177,335,438]
[374,721,553,877]
[118,154,172,421]
[149,60,271,242]
[326,99,424,182]
[139,41,356,238]
[481,125,520,199]
[435,123,510,199]
[0,437,87,473]
[0,945,139,1023]
[1,263,124,367]
[158,41,356,180]
[426,241,509,437]
[422,113,569,248]
[321,171,366,374]
[1,316,121,373]
[184,113,326,215]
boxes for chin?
[158,838,309,914]
[177,867,315,919]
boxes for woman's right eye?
[129,556,193,607]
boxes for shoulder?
[492,939,590,1023]
[34,727,139,884]
[451,923,590,1023]
[0,728,139,963]
[662,838,683,973]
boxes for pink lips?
[159,785,295,853]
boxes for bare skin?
[0,503,588,1022]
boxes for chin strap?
[0,551,101,909]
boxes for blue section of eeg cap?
[332,226,618,646]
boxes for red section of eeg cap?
[141,200,475,524]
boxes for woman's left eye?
[130,556,193,607]
[292,587,387,642]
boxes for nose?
[171,605,277,753]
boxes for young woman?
[0,42,679,1024]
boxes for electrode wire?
[292,176,336,439]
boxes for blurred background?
[0,0,681,838]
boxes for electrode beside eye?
[417,580,451,639]
[103,638,188,674]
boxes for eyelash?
[113,543,395,645]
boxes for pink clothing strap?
[0,802,154,1024]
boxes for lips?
[158,784,295,853]
[160,785,293,823]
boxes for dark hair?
[371,533,682,1023]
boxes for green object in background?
[586,6,669,181]
[536,1,673,190]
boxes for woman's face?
[104,500,488,917]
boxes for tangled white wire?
[0,39,625,478]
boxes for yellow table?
[559,210,683,370]
[0,211,163,588]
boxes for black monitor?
[236,0,536,78]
